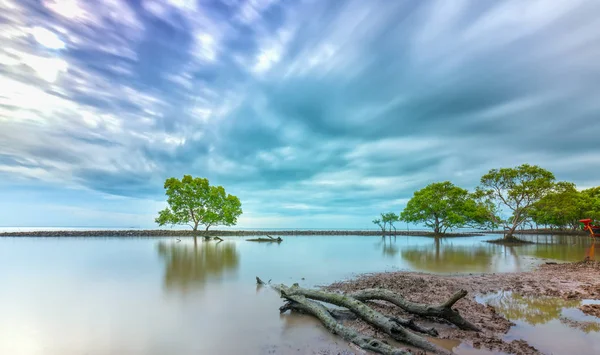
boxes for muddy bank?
[324,261,600,355]
[0,229,482,237]
[488,229,588,236]
[580,304,600,318]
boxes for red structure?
[580,219,600,237]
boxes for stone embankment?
[0,229,483,237]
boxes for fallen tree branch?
[324,308,358,321]
[280,300,413,355]
[350,288,480,331]
[280,296,436,335]
[247,236,283,242]
[257,278,411,355]
[262,279,449,354]
[389,316,439,337]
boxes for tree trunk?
[247,236,283,242]
[282,301,436,335]
[505,223,519,239]
[349,289,480,331]
[256,278,484,354]
[280,285,450,354]
[279,300,411,355]
[205,224,211,231]
[258,278,413,355]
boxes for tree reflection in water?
[400,238,495,273]
[157,240,239,293]
[379,236,399,258]
[483,291,579,325]
[528,236,599,262]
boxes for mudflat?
[325,260,600,355]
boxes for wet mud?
[324,260,600,354]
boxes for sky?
[0,0,599,229]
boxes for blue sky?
[1,0,599,229]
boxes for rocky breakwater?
[0,230,483,237]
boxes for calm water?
[477,292,600,355]
[0,234,598,355]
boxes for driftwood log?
[277,283,448,354]
[258,277,477,354]
[350,289,480,331]
[247,235,283,242]
[258,277,412,355]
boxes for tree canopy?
[476,164,555,238]
[581,187,600,221]
[374,163,597,235]
[155,175,242,231]
[373,212,399,234]
[529,183,600,230]
[399,181,492,235]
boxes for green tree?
[476,164,555,238]
[581,187,600,222]
[463,197,502,231]
[400,181,485,235]
[382,212,399,233]
[529,182,589,230]
[372,217,386,233]
[372,212,399,234]
[155,175,242,231]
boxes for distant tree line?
[374,164,600,239]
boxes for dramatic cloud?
[1,0,599,228]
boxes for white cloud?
[345,138,441,161]
[1,0,600,229]
[281,203,324,211]
[194,32,217,61]
[31,27,66,49]
[21,54,68,82]
[236,0,279,25]
[253,47,281,73]
[42,0,85,20]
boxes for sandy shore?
[324,260,600,355]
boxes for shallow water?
[0,234,598,354]
[477,291,600,355]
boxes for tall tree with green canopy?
[400,181,487,235]
[476,164,555,238]
[529,182,589,230]
[581,187,600,221]
[155,175,242,232]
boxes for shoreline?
[324,260,600,355]
[488,228,588,236]
[0,229,484,237]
